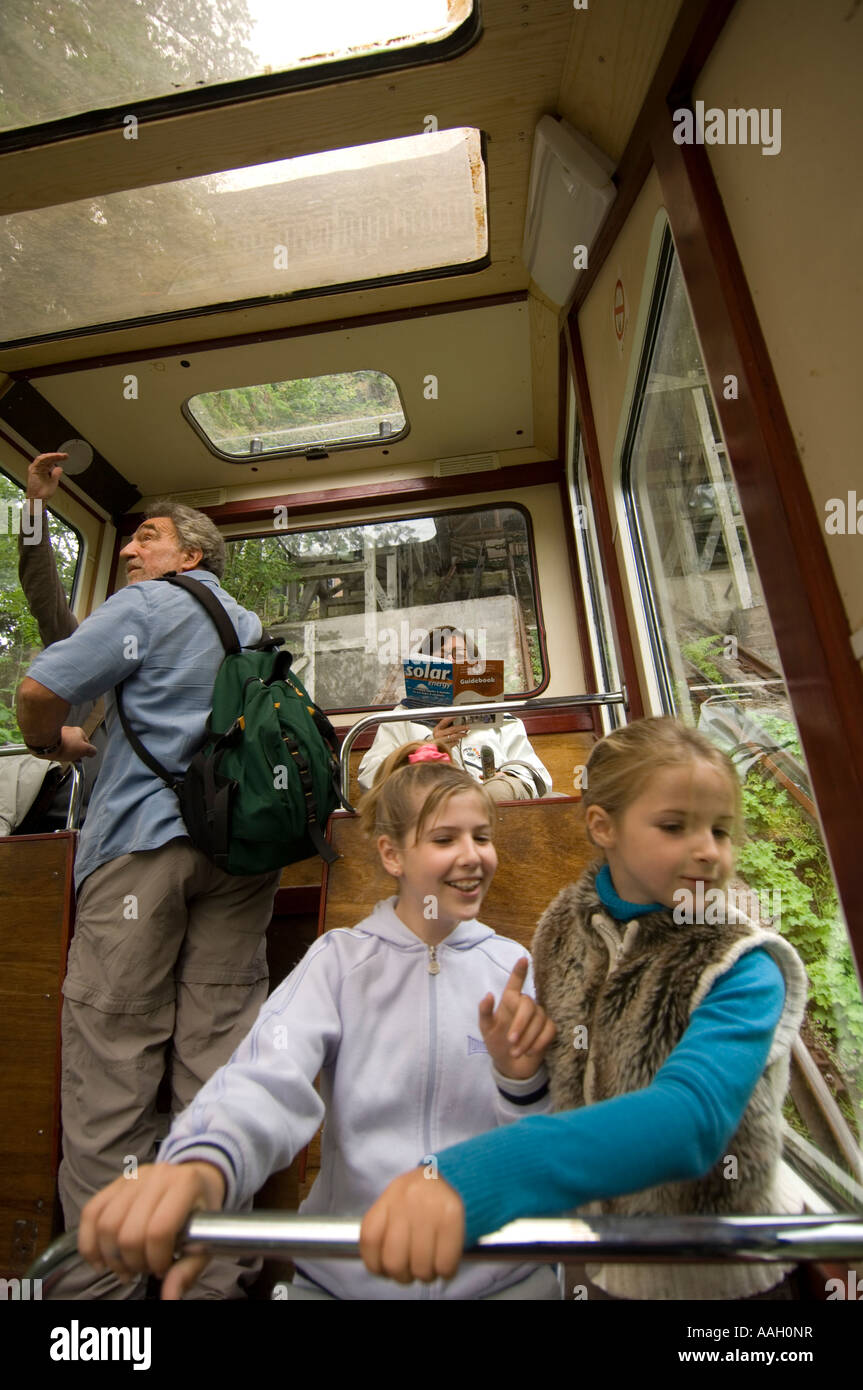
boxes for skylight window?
[0,127,488,348]
[185,371,408,460]
[1,2,477,136]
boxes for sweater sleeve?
[157,935,345,1205]
[435,948,786,1245]
[18,526,78,647]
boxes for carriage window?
[186,371,407,460]
[0,127,488,348]
[222,506,543,711]
[622,230,863,1208]
[0,470,82,746]
[1,2,477,136]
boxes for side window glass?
[0,471,82,745]
[223,506,544,711]
[621,230,863,1207]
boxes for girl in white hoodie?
[78,741,558,1300]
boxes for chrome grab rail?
[338,691,627,792]
[27,1212,863,1296]
[65,761,84,831]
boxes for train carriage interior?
[1,0,862,1299]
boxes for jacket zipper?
[422,942,440,1300]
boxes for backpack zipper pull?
[427,944,440,975]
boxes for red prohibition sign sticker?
[613,279,626,341]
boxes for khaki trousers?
[483,773,534,803]
[55,840,279,1300]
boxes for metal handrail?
[27,1212,863,1296]
[65,762,84,831]
[338,691,627,791]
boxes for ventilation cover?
[434,452,500,476]
[522,116,616,307]
[163,488,227,508]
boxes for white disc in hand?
[57,438,94,475]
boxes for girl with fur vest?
[78,741,559,1300]
[360,717,808,1300]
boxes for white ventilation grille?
[434,453,500,477]
[164,488,227,508]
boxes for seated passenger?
[360,718,808,1302]
[78,744,559,1300]
[358,628,552,802]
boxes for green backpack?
[115,573,349,875]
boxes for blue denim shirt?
[26,570,261,887]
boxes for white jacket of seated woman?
[357,708,552,799]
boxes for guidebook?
[402,658,505,723]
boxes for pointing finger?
[503,957,530,996]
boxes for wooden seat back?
[0,832,75,1278]
[319,797,596,950]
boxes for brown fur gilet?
[531,863,808,1221]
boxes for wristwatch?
[25,737,63,756]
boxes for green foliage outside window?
[681,635,726,689]
[737,763,863,1139]
[0,472,80,744]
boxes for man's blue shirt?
[27,570,261,886]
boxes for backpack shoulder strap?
[114,571,242,786]
[114,682,176,787]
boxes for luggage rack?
[28,1212,863,1296]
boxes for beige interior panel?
[528,290,561,459]
[576,168,667,711]
[558,0,683,161]
[696,0,863,639]
[32,303,540,500]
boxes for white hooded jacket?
[357,709,552,796]
[159,897,553,1299]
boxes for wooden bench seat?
[278,728,597,900]
[0,832,75,1278]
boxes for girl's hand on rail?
[479,956,557,1080]
[78,1160,226,1300]
[360,1168,465,1284]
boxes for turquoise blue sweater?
[436,867,786,1245]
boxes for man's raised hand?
[478,956,556,1080]
[26,452,67,502]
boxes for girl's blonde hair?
[583,716,743,844]
[358,741,496,844]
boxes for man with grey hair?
[17,487,279,1300]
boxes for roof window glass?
[186,371,407,459]
[0,127,487,347]
[1,2,475,133]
